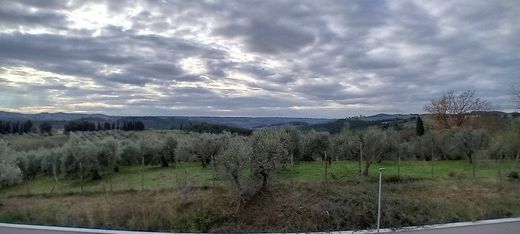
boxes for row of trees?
[64,120,145,133]
[0,120,34,134]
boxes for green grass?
[278,159,520,181]
[2,160,519,197]
[1,162,216,197]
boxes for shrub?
[507,171,519,179]
[448,171,457,177]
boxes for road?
[1,217,520,233]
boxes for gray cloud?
[215,19,315,54]
[0,0,518,117]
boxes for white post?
[377,168,385,233]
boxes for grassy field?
[2,160,519,197]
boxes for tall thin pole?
[377,168,385,233]
[141,156,145,191]
[430,136,434,178]
[80,162,83,194]
[290,153,294,189]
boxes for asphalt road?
[1,218,520,234]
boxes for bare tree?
[425,90,491,129]
[513,86,520,110]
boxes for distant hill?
[357,113,418,122]
[0,111,332,130]
[0,111,114,121]
[301,113,419,133]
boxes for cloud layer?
[0,0,518,117]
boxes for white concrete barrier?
[332,217,520,234]
[1,217,520,234]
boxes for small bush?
[448,171,456,177]
[507,171,519,179]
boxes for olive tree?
[332,128,365,175]
[279,126,303,164]
[139,136,177,167]
[360,128,398,176]
[187,133,221,168]
[490,119,520,172]
[217,136,251,201]
[97,137,121,172]
[249,129,288,191]
[449,128,489,164]
[159,135,178,167]
[139,137,161,165]
[0,140,22,188]
[62,134,101,180]
[15,150,43,180]
[120,140,141,165]
[302,130,330,161]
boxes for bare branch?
[424,90,492,129]
[513,85,520,110]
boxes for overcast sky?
[0,0,518,118]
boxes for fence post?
[141,156,145,191]
[80,162,84,194]
[377,168,385,233]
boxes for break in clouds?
[0,0,519,118]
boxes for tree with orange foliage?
[424,90,491,129]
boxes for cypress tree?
[416,116,425,136]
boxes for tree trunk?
[232,174,242,197]
[363,162,371,176]
[25,178,29,196]
[472,152,476,178]
[161,156,169,167]
[497,157,502,185]
[514,152,520,171]
[324,151,328,184]
[211,155,216,187]
[50,159,58,194]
